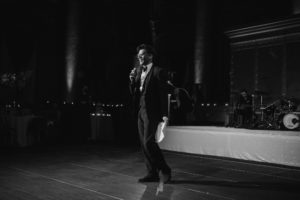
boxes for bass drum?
[282,113,300,130]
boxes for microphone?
[129,67,137,83]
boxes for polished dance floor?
[0,143,299,200]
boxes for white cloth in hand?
[155,120,167,143]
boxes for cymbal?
[287,97,300,104]
[280,96,300,102]
[254,90,269,95]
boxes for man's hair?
[136,44,156,57]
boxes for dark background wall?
[0,0,297,109]
[0,0,66,106]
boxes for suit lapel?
[135,66,142,83]
[142,66,154,93]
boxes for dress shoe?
[138,174,159,182]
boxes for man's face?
[137,49,152,66]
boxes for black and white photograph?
[0,0,300,199]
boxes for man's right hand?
[129,68,136,82]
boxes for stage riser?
[159,126,300,167]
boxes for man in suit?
[129,44,171,183]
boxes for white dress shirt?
[140,63,153,92]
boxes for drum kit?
[232,90,300,130]
[255,95,300,130]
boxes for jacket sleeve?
[129,70,141,114]
[129,80,136,96]
[129,68,140,96]
[156,68,169,118]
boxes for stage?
[159,126,300,168]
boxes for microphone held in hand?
[129,67,137,82]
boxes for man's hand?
[129,68,136,82]
[162,116,168,125]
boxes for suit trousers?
[137,107,170,176]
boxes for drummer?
[236,89,253,128]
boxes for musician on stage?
[236,89,253,128]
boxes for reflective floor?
[0,143,299,200]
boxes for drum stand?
[254,94,274,129]
[259,95,264,121]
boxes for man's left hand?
[162,116,168,125]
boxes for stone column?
[65,0,81,102]
[293,0,300,14]
[194,0,211,102]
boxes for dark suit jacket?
[129,65,169,121]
